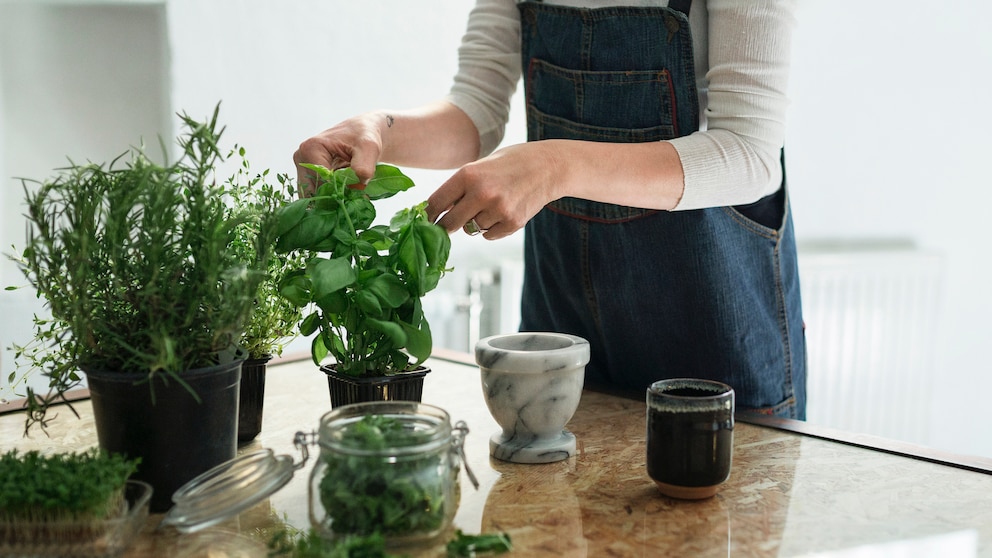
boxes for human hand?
[293,112,385,196]
[426,142,565,240]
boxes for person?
[294,0,807,419]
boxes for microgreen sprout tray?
[0,480,151,558]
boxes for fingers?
[427,161,530,240]
[348,149,378,187]
[430,190,476,234]
[293,116,384,197]
[425,176,463,226]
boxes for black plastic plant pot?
[85,360,243,513]
[320,365,430,408]
[238,355,273,444]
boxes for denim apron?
[517,0,807,418]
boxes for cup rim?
[647,378,734,400]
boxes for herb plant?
[267,528,394,558]
[446,530,513,557]
[7,105,277,432]
[317,414,451,538]
[274,164,451,377]
[266,526,512,558]
[224,146,307,360]
[0,448,138,522]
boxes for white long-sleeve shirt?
[446,0,797,210]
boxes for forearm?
[426,137,685,238]
[546,139,685,211]
[377,100,481,170]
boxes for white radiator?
[798,240,944,445]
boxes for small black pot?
[320,364,430,408]
[85,360,243,513]
[238,355,273,444]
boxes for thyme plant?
[224,146,306,360]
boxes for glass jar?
[300,401,469,545]
[161,400,474,543]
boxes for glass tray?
[0,480,151,558]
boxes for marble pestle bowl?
[475,332,590,464]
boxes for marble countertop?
[2,352,991,557]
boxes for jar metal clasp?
[292,429,318,470]
[453,420,479,490]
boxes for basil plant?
[274,164,451,377]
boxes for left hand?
[426,141,565,240]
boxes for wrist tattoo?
[385,114,394,128]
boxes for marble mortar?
[475,332,590,464]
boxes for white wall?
[785,1,992,457]
[1,0,990,457]
[0,1,170,399]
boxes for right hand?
[293,112,386,196]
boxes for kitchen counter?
[2,350,991,557]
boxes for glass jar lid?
[161,448,295,533]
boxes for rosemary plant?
[8,105,277,433]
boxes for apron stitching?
[772,229,796,413]
[720,206,780,239]
[663,70,680,137]
[579,220,604,341]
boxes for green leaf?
[401,318,432,364]
[366,318,406,347]
[315,290,349,315]
[365,274,409,309]
[354,289,383,317]
[389,205,416,232]
[278,271,311,307]
[267,161,446,375]
[333,167,362,188]
[299,163,336,184]
[360,225,392,251]
[363,165,415,200]
[446,530,513,557]
[274,198,310,238]
[396,229,428,296]
[308,257,356,300]
[311,335,328,365]
[280,207,342,253]
[345,197,376,230]
[299,312,320,337]
[417,221,451,271]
